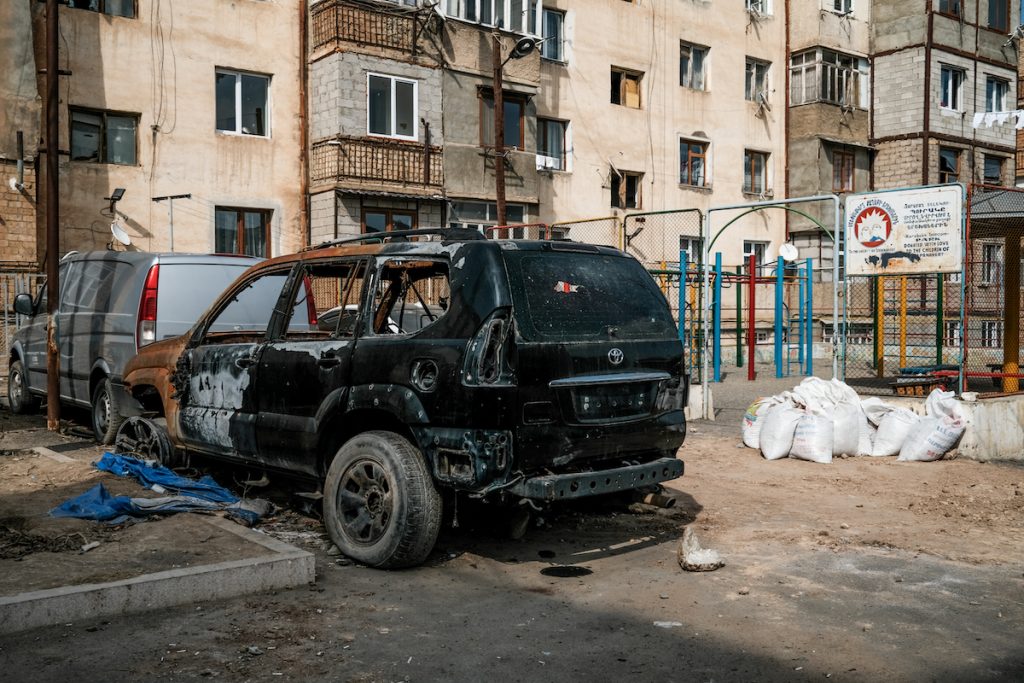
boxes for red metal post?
[748,253,756,381]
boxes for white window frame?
[443,0,543,36]
[745,58,770,102]
[536,117,569,171]
[985,76,1008,113]
[216,69,271,138]
[981,242,1002,285]
[679,137,710,187]
[980,320,1003,348]
[366,73,419,142]
[746,0,772,15]
[830,0,853,13]
[944,320,960,348]
[789,48,869,108]
[939,64,964,112]
[541,8,564,62]
[743,240,769,268]
[680,42,709,91]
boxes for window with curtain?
[70,107,138,165]
[215,207,272,257]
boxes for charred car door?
[177,267,294,458]
[253,258,369,473]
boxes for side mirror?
[13,293,34,316]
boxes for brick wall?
[0,159,38,268]
[873,138,924,188]
[873,49,926,139]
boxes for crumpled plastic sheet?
[95,452,238,504]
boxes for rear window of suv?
[503,250,677,341]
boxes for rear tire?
[91,378,126,445]
[323,431,441,569]
[7,360,40,414]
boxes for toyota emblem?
[608,348,624,365]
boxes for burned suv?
[121,229,687,567]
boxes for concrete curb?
[0,516,315,635]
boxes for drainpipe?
[299,0,310,247]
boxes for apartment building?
[0,1,305,259]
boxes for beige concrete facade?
[536,0,788,269]
[8,1,306,259]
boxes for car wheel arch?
[317,408,420,478]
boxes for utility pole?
[152,194,192,252]
[491,32,507,235]
[45,0,60,432]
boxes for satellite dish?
[779,243,798,261]
[511,37,538,59]
[111,222,132,246]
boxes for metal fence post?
[713,252,722,383]
[806,258,814,377]
[775,256,785,378]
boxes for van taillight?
[137,264,159,349]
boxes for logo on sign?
[608,348,624,365]
[853,204,895,248]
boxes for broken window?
[746,0,772,14]
[679,43,708,91]
[216,69,270,136]
[66,1,135,18]
[205,270,290,337]
[363,209,416,234]
[215,207,272,258]
[743,150,769,194]
[70,108,138,165]
[480,90,526,149]
[832,0,853,13]
[611,170,642,209]
[370,260,451,336]
[679,139,708,187]
[745,58,770,102]
[284,260,369,338]
[832,149,855,193]
[938,0,961,17]
[368,74,418,140]
[611,68,643,108]
[938,147,960,184]
[790,48,869,107]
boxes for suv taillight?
[137,264,159,349]
[462,308,514,386]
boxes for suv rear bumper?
[508,457,683,501]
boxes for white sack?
[857,410,876,456]
[759,402,804,461]
[792,377,837,413]
[861,397,894,427]
[790,412,834,464]
[871,408,920,457]
[832,398,862,457]
[742,396,781,450]
[925,389,961,420]
[897,413,966,462]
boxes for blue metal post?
[775,256,784,378]
[713,252,722,382]
[798,261,805,370]
[679,250,687,344]
[806,258,814,377]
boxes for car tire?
[114,416,183,468]
[323,430,442,569]
[7,359,40,414]
[91,377,126,445]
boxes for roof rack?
[304,228,486,251]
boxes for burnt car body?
[122,229,687,567]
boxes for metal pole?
[747,254,756,380]
[701,220,711,419]
[736,268,743,368]
[1002,236,1020,392]
[775,256,785,378]
[713,252,722,383]
[679,250,687,346]
[169,199,175,252]
[798,261,805,370]
[492,33,507,232]
[899,276,908,369]
[45,0,61,432]
[833,195,841,380]
[935,273,944,367]
[806,258,814,376]
[876,276,886,379]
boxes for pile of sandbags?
[741,378,967,464]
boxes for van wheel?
[91,378,125,445]
[324,431,441,569]
[7,360,40,414]
[115,416,183,468]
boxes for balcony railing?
[311,0,418,54]
[311,136,443,190]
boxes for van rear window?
[158,263,253,339]
[504,251,676,341]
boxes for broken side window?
[282,260,369,338]
[370,259,450,336]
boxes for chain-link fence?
[1,271,45,382]
[622,209,703,270]
[549,216,622,248]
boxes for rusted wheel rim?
[337,458,393,545]
[117,418,166,460]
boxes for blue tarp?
[95,452,239,504]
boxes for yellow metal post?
[899,276,908,369]
[1003,238,1020,392]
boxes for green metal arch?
[708,205,835,251]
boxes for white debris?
[677,527,724,572]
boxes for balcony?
[311,0,426,57]
[311,136,443,194]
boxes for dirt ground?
[0,416,1022,681]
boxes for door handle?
[235,357,255,369]
[318,353,341,368]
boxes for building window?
[215,69,270,136]
[480,90,526,149]
[832,0,853,13]
[984,155,1004,185]
[449,201,525,232]
[981,243,1003,284]
[743,150,769,194]
[70,108,138,165]
[833,149,855,192]
[790,48,869,107]
[679,237,704,261]
[215,207,271,258]
[746,0,772,15]
[611,170,643,209]
[611,68,643,108]
[985,77,1008,113]
[541,9,564,61]
[680,42,709,91]
[443,0,541,35]
[66,1,134,18]
[937,0,962,17]
[368,74,418,140]
[988,0,1008,31]
[980,320,1003,348]
[938,147,960,183]
[537,118,567,170]
[363,209,416,234]
[743,240,769,268]
[679,139,708,187]
[939,65,964,111]
[944,320,961,347]
[745,58,770,102]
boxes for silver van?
[7,251,261,442]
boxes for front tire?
[91,378,125,445]
[7,360,40,414]
[323,431,441,569]
[115,416,183,468]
